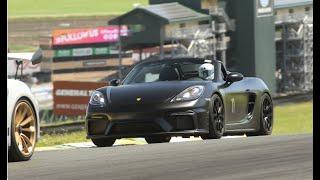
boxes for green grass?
[8,43,38,53]
[273,101,313,135]
[37,131,89,147]
[8,0,148,19]
[37,101,313,147]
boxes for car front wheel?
[9,98,37,162]
[201,94,224,140]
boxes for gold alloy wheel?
[13,101,36,157]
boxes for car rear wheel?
[92,138,116,147]
[145,136,171,144]
[9,98,37,162]
[201,94,224,140]
[247,93,273,136]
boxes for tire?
[247,93,273,136]
[92,138,116,147]
[201,94,224,140]
[145,136,171,144]
[9,98,37,162]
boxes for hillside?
[9,0,148,18]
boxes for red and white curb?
[35,135,247,152]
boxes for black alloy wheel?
[247,93,273,136]
[201,94,224,139]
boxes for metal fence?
[275,13,313,93]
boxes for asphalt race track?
[9,134,312,180]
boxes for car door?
[217,64,249,126]
[223,80,249,125]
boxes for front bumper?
[86,98,211,139]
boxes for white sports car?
[7,49,42,161]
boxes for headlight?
[89,91,105,106]
[171,85,204,102]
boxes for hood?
[106,81,209,105]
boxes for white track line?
[35,135,247,151]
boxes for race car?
[86,57,273,146]
[7,49,42,161]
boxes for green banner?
[54,47,111,58]
[54,49,72,57]
[93,47,110,55]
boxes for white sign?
[260,0,270,7]
[55,89,94,97]
[72,48,93,57]
[257,0,274,17]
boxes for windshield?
[122,59,214,85]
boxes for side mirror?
[31,48,43,65]
[110,79,120,86]
[226,72,243,83]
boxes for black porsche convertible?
[85,57,273,147]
